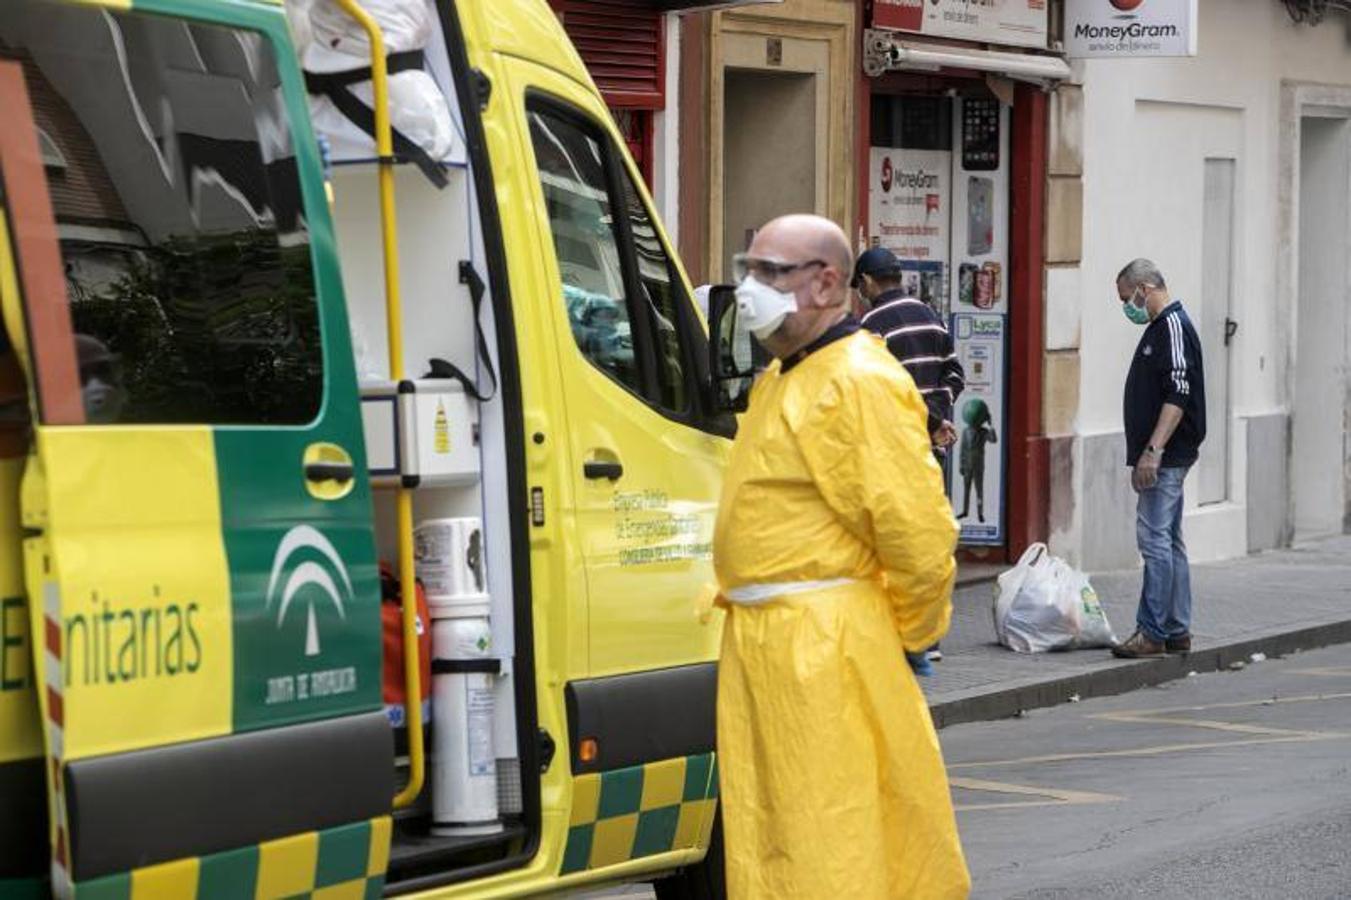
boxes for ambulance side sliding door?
[0,2,392,896]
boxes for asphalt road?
[582,643,1351,899]
[950,643,1351,899]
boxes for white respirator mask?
[734,276,798,340]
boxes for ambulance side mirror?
[707,284,756,413]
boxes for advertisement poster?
[899,260,947,313]
[949,313,1005,546]
[868,147,950,310]
[1065,0,1199,59]
[950,98,1010,316]
[873,0,1048,50]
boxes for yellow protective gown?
[712,329,969,900]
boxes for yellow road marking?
[949,734,1342,770]
[950,692,1351,771]
[1094,712,1334,738]
[1095,691,1351,716]
[950,777,1121,812]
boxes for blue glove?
[906,651,934,678]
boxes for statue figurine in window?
[75,334,125,424]
[956,397,997,524]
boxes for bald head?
[745,214,854,359]
[753,214,853,280]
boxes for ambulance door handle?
[302,442,357,500]
[305,461,354,483]
[583,460,623,481]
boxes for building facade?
[1048,0,1351,570]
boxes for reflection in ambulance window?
[619,169,688,414]
[528,107,642,395]
[75,334,125,425]
[4,0,322,426]
[0,324,29,440]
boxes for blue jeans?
[1135,466,1192,642]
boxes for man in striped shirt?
[852,248,965,451]
[852,248,964,667]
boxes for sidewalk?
[925,534,1351,728]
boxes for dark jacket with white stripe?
[860,289,964,433]
[1124,300,1206,468]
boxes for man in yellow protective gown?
[713,214,969,899]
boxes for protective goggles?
[732,253,827,284]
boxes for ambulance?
[0,0,747,896]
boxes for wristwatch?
[1145,445,1164,458]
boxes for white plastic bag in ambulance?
[294,0,456,164]
[307,74,454,163]
[308,0,432,62]
[992,543,1118,653]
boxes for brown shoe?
[1165,634,1191,654]
[1112,631,1167,659]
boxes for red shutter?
[549,0,666,110]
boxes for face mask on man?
[735,276,799,340]
[1121,285,1150,325]
[81,370,125,424]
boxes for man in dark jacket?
[1113,258,1206,659]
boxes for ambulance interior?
[295,0,536,885]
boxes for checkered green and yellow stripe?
[561,753,719,875]
[70,816,392,900]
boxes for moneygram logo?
[896,169,940,190]
[1110,0,1144,10]
[881,156,894,193]
[1073,17,1176,40]
[266,525,352,657]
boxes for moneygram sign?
[1064,0,1198,59]
[873,0,1048,50]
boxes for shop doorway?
[1293,115,1351,539]
[721,69,817,276]
[867,90,1011,547]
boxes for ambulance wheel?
[653,809,725,900]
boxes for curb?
[927,618,1351,730]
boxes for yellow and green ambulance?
[0,0,736,896]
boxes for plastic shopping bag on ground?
[993,543,1118,653]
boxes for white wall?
[1069,0,1351,565]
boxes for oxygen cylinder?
[429,613,501,836]
[419,516,502,837]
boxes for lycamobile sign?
[1064,0,1197,59]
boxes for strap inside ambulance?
[424,261,498,403]
[305,50,449,189]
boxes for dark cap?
[75,333,117,366]
[851,247,902,288]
